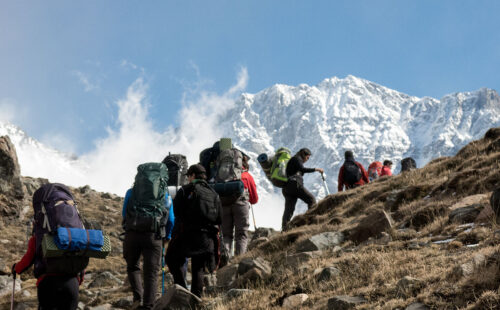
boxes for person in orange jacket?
[380,160,393,177]
[338,150,369,191]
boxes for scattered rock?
[396,276,422,297]
[237,257,272,277]
[449,204,484,224]
[405,302,430,310]
[247,237,269,250]
[251,227,276,239]
[282,293,308,309]
[87,271,123,288]
[87,304,112,310]
[491,187,500,222]
[232,268,267,287]
[452,254,486,278]
[100,193,114,199]
[327,295,367,309]
[285,251,322,268]
[225,288,252,300]
[348,210,392,244]
[79,185,92,194]
[153,284,202,310]
[0,275,21,298]
[296,232,344,252]
[112,296,133,308]
[217,263,239,288]
[314,267,341,282]
[475,204,495,223]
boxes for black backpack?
[185,180,222,230]
[401,157,417,172]
[343,160,362,185]
[162,153,189,187]
[199,142,220,180]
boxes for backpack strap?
[41,203,51,232]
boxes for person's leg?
[166,237,188,289]
[233,200,250,256]
[296,184,316,209]
[142,234,162,309]
[37,276,79,310]
[190,255,206,298]
[221,204,234,255]
[123,231,144,303]
[282,184,298,230]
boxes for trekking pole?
[161,245,165,295]
[11,268,16,310]
[250,204,257,230]
[321,172,330,195]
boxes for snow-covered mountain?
[2,75,500,217]
[222,75,500,200]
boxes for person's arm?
[164,197,175,240]
[298,158,316,174]
[245,173,259,204]
[337,166,344,192]
[122,189,132,218]
[359,163,370,183]
[14,236,36,274]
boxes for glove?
[11,263,16,279]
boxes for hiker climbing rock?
[380,160,393,177]
[166,164,222,298]
[12,184,94,310]
[281,148,323,230]
[122,162,174,309]
[337,150,369,192]
[221,154,258,257]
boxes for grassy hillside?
[1,128,500,309]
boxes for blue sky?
[1,1,500,154]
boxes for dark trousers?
[166,236,211,298]
[282,180,316,230]
[38,275,79,310]
[123,231,162,309]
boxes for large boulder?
[348,210,393,244]
[217,264,239,288]
[449,204,484,224]
[0,136,25,217]
[296,232,344,252]
[153,284,202,310]
[327,296,367,309]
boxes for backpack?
[125,163,169,236]
[185,180,222,229]
[162,153,189,187]
[33,183,89,277]
[270,147,291,188]
[368,161,383,181]
[343,160,362,185]
[200,142,220,180]
[215,148,243,183]
[401,157,417,172]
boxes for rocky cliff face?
[0,136,25,217]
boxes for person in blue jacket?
[122,187,175,309]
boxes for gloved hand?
[11,263,16,279]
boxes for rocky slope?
[1,123,500,309]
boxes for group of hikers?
[10,137,416,309]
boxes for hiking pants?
[221,199,250,256]
[123,231,162,309]
[281,180,316,230]
[166,237,211,298]
[38,275,79,310]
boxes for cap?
[186,164,206,176]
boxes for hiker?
[380,160,393,177]
[221,155,258,257]
[166,164,222,298]
[12,184,87,310]
[367,161,383,181]
[282,148,324,230]
[337,150,369,192]
[401,157,417,172]
[122,163,174,310]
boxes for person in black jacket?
[281,148,324,230]
[165,164,222,298]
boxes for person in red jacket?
[380,160,393,177]
[338,150,369,192]
[12,232,84,310]
[221,155,258,256]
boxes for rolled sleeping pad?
[257,153,274,180]
[209,180,244,197]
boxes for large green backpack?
[270,147,291,188]
[125,163,169,234]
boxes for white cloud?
[0,98,17,123]
[72,70,99,92]
[40,132,78,156]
